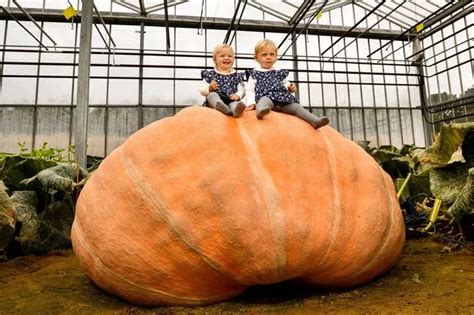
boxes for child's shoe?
[313,116,329,130]
[215,102,231,115]
[231,102,246,118]
[256,107,271,119]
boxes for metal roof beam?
[419,5,473,40]
[0,9,410,41]
[146,0,189,14]
[139,0,146,16]
[367,0,455,58]
[289,0,314,25]
[12,0,57,46]
[247,0,291,22]
[93,3,117,48]
[354,1,410,29]
[321,1,385,56]
[278,0,315,49]
[0,6,48,50]
[304,0,351,18]
[112,0,141,14]
[422,0,471,29]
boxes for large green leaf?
[20,163,88,194]
[0,180,17,251]
[0,155,57,190]
[430,163,472,204]
[413,122,474,174]
[447,168,474,219]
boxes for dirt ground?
[0,238,473,314]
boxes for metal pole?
[75,0,94,168]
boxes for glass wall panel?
[176,28,204,52]
[35,107,71,149]
[43,22,77,47]
[376,109,390,145]
[89,79,107,105]
[3,64,36,75]
[143,79,173,105]
[400,109,414,145]
[0,107,34,153]
[106,108,139,154]
[37,78,73,105]
[87,107,105,157]
[0,78,36,104]
[338,109,352,139]
[109,55,139,78]
[325,108,338,130]
[143,56,174,78]
[412,110,426,147]
[108,79,138,105]
[175,80,202,106]
[144,26,167,51]
[144,107,175,126]
[389,109,402,148]
[364,108,378,147]
[111,25,141,49]
[351,109,365,142]
[5,22,40,46]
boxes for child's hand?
[288,83,297,93]
[229,94,241,101]
[246,104,256,110]
[209,80,219,92]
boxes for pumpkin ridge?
[312,129,341,269]
[73,227,244,304]
[118,146,229,276]
[237,119,287,281]
[352,166,394,278]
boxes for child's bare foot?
[215,102,231,115]
[256,107,270,119]
[232,102,246,118]
[313,116,329,130]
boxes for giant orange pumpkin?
[72,106,405,306]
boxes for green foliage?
[12,142,75,163]
[360,122,474,221]
[0,143,90,257]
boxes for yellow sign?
[63,5,77,20]
[316,11,323,20]
[415,23,424,32]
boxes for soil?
[0,238,473,314]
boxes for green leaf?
[0,180,17,251]
[413,122,474,174]
[0,155,57,190]
[430,164,471,204]
[447,168,474,219]
[20,163,88,194]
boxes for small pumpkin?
[72,106,404,306]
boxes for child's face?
[255,46,277,69]
[214,47,234,72]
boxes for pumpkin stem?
[397,173,412,200]
[423,197,442,232]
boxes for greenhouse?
[0,0,473,313]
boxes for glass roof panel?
[1,0,465,36]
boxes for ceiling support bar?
[321,0,385,57]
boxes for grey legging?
[207,92,242,115]
[257,96,323,128]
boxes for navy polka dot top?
[247,69,297,104]
[201,70,245,96]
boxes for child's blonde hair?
[212,44,234,64]
[254,39,278,56]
